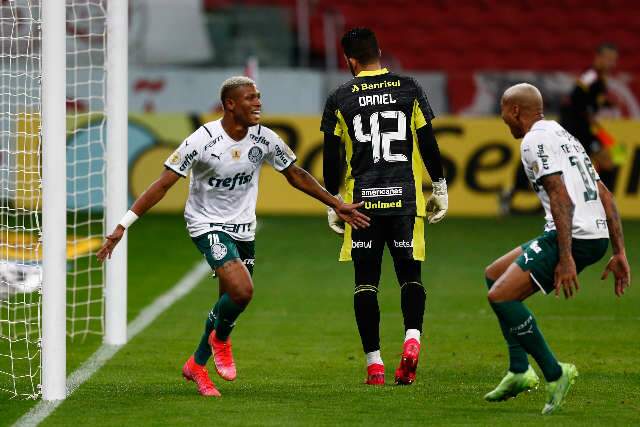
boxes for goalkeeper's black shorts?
[339,215,425,262]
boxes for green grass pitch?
[2,215,639,426]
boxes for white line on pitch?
[13,260,211,427]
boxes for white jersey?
[164,119,297,241]
[521,120,609,239]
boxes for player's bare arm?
[97,169,181,261]
[280,164,370,230]
[540,173,578,298]
[597,181,631,296]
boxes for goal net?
[1,0,111,399]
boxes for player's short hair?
[341,28,380,64]
[219,76,256,108]
[597,42,618,54]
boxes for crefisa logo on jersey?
[536,144,550,170]
[248,146,263,164]
[179,150,198,172]
[274,145,292,166]
[208,171,254,190]
[250,134,269,147]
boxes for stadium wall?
[122,114,640,218]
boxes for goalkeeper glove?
[426,178,448,224]
[327,194,345,234]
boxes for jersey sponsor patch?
[361,187,402,198]
[169,151,181,165]
[211,242,228,260]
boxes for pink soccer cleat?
[365,363,385,385]
[208,330,237,381]
[395,338,421,385]
[182,355,221,397]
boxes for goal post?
[105,0,128,346]
[41,0,67,402]
[0,0,128,401]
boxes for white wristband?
[118,210,139,229]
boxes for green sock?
[485,277,529,373]
[490,300,562,381]
[214,293,246,341]
[193,300,219,366]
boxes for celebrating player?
[321,28,447,386]
[484,83,630,414]
[97,76,370,397]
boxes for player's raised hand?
[554,255,579,298]
[601,253,631,297]
[426,178,448,224]
[335,201,370,230]
[97,225,126,262]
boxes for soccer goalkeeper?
[321,28,447,386]
[97,76,369,397]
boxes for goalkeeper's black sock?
[400,281,426,331]
[194,300,219,366]
[485,277,529,373]
[354,285,381,354]
[490,300,562,381]
[214,293,246,341]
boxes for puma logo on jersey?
[208,172,253,190]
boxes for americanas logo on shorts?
[212,243,228,260]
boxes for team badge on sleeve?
[212,243,228,260]
[169,151,181,165]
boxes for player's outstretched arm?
[541,173,578,298]
[280,164,370,230]
[416,124,448,224]
[323,132,347,234]
[597,181,631,296]
[97,169,181,262]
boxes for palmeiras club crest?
[248,146,263,164]
[212,243,228,260]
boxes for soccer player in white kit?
[97,76,370,397]
[482,83,630,414]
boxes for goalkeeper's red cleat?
[182,356,221,397]
[365,363,385,385]
[209,330,237,381]
[395,338,420,385]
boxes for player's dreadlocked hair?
[219,76,256,109]
[341,28,380,64]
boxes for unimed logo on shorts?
[362,187,402,198]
